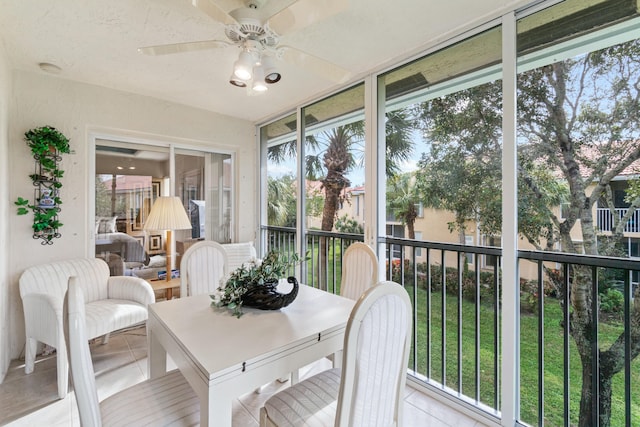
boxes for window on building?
[465,235,474,264]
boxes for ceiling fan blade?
[191,0,237,25]
[138,40,230,56]
[255,0,298,22]
[282,46,350,83]
[269,0,348,36]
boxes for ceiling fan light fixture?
[262,56,281,84]
[265,71,281,84]
[233,51,255,80]
[229,73,248,87]
[251,66,268,92]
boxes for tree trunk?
[577,353,614,427]
[407,217,416,262]
[318,180,342,291]
[569,262,637,427]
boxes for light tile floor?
[0,326,487,426]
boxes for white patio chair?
[64,276,200,426]
[180,240,228,297]
[319,242,379,369]
[340,242,378,300]
[221,241,259,273]
[19,258,154,399]
[260,280,412,427]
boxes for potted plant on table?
[212,251,304,318]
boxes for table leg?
[148,325,167,379]
[290,370,299,385]
[203,389,232,427]
[166,287,173,300]
[332,350,343,369]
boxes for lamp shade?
[143,196,191,231]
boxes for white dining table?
[147,281,356,427]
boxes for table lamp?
[144,196,191,282]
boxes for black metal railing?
[303,229,364,293]
[518,250,639,427]
[383,237,502,416]
[261,226,363,293]
[261,226,640,426]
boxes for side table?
[149,277,181,300]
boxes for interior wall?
[0,37,11,382]
[7,71,256,361]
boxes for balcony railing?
[262,226,364,292]
[596,207,640,233]
[261,226,640,426]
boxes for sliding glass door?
[174,149,232,245]
[95,141,232,278]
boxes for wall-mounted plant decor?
[14,126,72,244]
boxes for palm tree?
[387,172,420,240]
[306,126,359,233]
[267,109,416,288]
[267,175,296,227]
[386,171,422,261]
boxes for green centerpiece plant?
[212,250,304,318]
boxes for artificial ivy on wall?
[14,126,72,245]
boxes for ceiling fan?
[138,0,351,93]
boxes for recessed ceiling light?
[116,166,124,170]
[38,62,62,74]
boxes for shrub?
[335,215,364,234]
[520,280,539,314]
[599,288,624,313]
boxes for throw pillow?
[97,216,117,234]
[147,255,166,268]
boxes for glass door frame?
[87,129,237,259]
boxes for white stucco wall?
[0,38,11,381]
[7,71,256,360]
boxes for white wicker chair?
[340,242,378,301]
[179,240,228,297]
[260,280,412,427]
[64,276,200,426]
[221,241,258,273]
[19,258,155,399]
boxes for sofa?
[19,258,155,399]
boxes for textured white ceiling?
[0,0,522,122]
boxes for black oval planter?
[241,276,299,310]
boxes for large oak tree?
[414,39,640,426]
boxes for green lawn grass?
[297,249,639,426]
[404,286,639,426]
